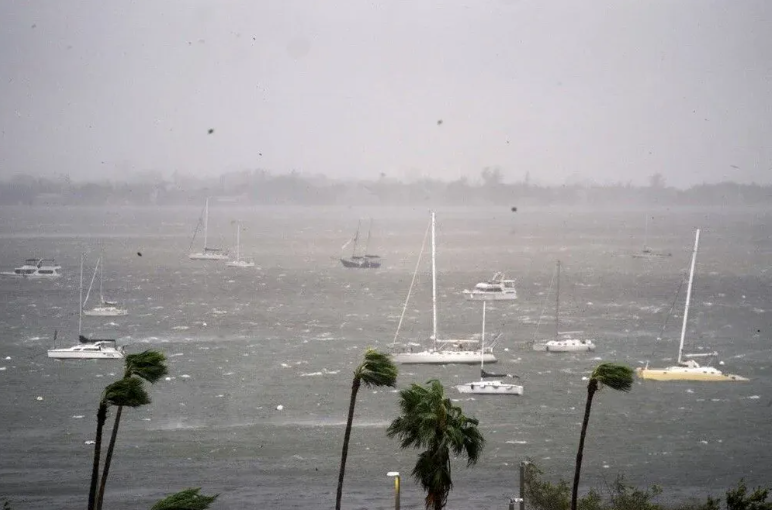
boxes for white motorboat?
[531,261,596,352]
[636,229,748,382]
[227,221,255,268]
[48,255,125,360]
[83,256,128,316]
[391,212,496,365]
[456,302,523,395]
[463,272,517,301]
[1,258,62,279]
[189,197,229,260]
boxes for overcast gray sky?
[1,0,770,188]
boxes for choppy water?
[0,205,770,509]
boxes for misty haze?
[1,2,771,510]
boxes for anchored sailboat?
[391,212,497,365]
[189,197,229,260]
[636,229,748,382]
[340,219,381,268]
[83,256,128,316]
[227,221,255,268]
[531,261,596,352]
[632,214,672,259]
[456,301,523,395]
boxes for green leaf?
[150,488,218,510]
[104,378,150,408]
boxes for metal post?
[387,472,400,510]
[519,461,529,510]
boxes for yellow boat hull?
[636,367,749,382]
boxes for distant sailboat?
[340,219,381,268]
[227,221,255,268]
[456,302,523,395]
[391,212,497,365]
[83,255,128,317]
[633,214,672,259]
[636,229,748,382]
[189,197,228,260]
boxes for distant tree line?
[1,169,770,207]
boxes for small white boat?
[189,198,229,261]
[48,256,125,360]
[637,229,748,382]
[456,302,523,395]
[83,257,128,317]
[227,221,255,268]
[531,261,596,353]
[48,340,125,360]
[391,212,496,365]
[463,272,517,301]
[1,259,62,279]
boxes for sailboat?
[456,302,523,395]
[83,256,128,316]
[48,256,125,360]
[189,197,229,260]
[339,219,381,268]
[632,214,672,259]
[391,212,497,365]
[227,221,255,268]
[532,261,596,352]
[636,229,748,381]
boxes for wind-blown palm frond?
[151,488,219,510]
[591,363,634,392]
[355,349,398,388]
[124,350,168,383]
[104,378,150,408]
[336,349,399,510]
[387,379,484,510]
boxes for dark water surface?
[0,205,770,509]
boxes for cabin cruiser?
[1,259,62,279]
[463,272,517,301]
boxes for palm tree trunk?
[571,379,598,510]
[335,377,361,510]
[96,405,123,510]
[88,402,107,510]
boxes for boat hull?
[1,271,62,279]
[189,253,229,260]
[636,367,749,382]
[84,307,128,317]
[340,257,381,269]
[541,340,596,352]
[227,260,255,268]
[456,380,523,395]
[463,291,517,301]
[48,346,125,359]
[393,351,497,364]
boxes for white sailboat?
[48,256,125,360]
[632,214,672,259]
[189,197,229,260]
[532,261,596,352]
[227,221,255,268]
[391,212,497,365]
[456,302,523,395]
[83,256,128,316]
[636,229,748,382]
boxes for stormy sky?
[1,0,770,188]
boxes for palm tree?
[88,377,151,510]
[571,362,634,510]
[96,351,168,510]
[387,379,484,510]
[335,349,398,510]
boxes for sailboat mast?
[555,260,560,340]
[235,222,240,261]
[480,301,486,376]
[352,220,361,257]
[431,211,438,344]
[678,229,700,364]
[203,197,209,249]
[78,255,83,336]
[643,214,649,251]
